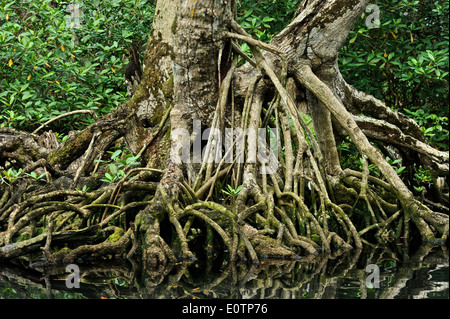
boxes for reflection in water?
[0,244,448,299]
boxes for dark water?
[0,244,448,299]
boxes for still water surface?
[0,244,448,299]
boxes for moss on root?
[106,227,125,243]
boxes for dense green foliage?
[1,0,448,150]
[0,0,154,134]
[237,0,301,42]
[340,0,449,150]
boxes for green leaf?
[109,163,118,176]
[242,9,253,19]
[111,149,122,160]
[37,172,49,179]
[22,91,33,100]
[122,30,133,38]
